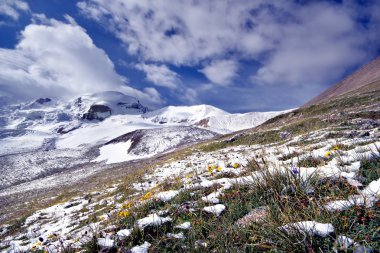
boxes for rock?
[235,206,268,227]
[35,98,52,104]
[82,104,112,121]
[359,131,370,137]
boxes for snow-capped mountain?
[143,104,288,134]
[0,91,288,155]
[0,91,289,189]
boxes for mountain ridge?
[304,56,380,106]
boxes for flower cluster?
[118,202,133,219]
[140,191,152,201]
[118,210,130,218]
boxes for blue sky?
[0,0,379,112]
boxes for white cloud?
[78,0,380,88]
[0,0,29,20]
[78,0,266,65]
[251,2,369,86]
[200,60,238,86]
[136,63,181,89]
[0,18,163,107]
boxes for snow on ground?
[2,117,380,252]
[203,204,226,216]
[136,214,172,229]
[56,115,159,149]
[156,190,180,202]
[116,229,132,238]
[94,140,147,164]
[175,222,191,230]
[0,131,51,156]
[130,241,151,253]
[279,221,334,237]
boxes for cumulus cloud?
[0,17,163,106]
[78,0,380,89]
[200,60,238,85]
[135,63,181,89]
[0,0,29,20]
[251,1,369,86]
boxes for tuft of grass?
[358,148,380,186]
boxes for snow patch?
[203,204,226,216]
[279,221,334,237]
[131,241,151,253]
[136,214,172,229]
[156,190,180,202]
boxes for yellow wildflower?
[332,145,340,151]
[232,163,240,169]
[121,203,132,209]
[324,150,332,157]
[217,166,222,172]
[118,210,130,218]
[140,191,152,201]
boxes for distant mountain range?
[0,91,288,189]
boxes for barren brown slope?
[304,56,380,106]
